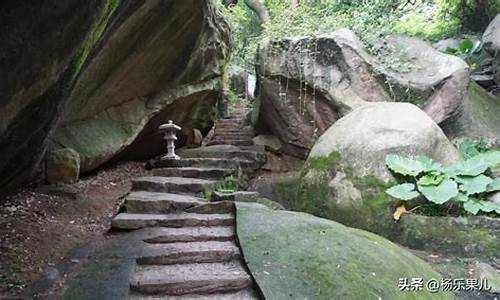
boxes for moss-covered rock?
[46,148,81,184]
[442,81,500,148]
[294,103,456,232]
[0,0,230,195]
[236,202,454,299]
[397,215,500,258]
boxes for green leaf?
[417,172,445,186]
[458,139,480,159]
[463,199,482,215]
[415,155,443,172]
[487,178,500,192]
[453,192,469,202]
[480,201,498,213]
[459,39,474,53]
[445,158,489,177]
[386,154,424,177]
[386,183,420,200]
[455,175,493,195]
[474,151,500,168]
[418,179,458,204]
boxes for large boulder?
[254,29,472,159]
[254,28,389,158]
[0,0,230,195]
[442,81,500,147]
[236,202,453,299]
[378,35,470,125]
[295,102,460,235]
[482,14,500,89]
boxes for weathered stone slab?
[130,262,252,295]
[132,177,217,194]
[125,191,205,213]
[142,226,235,243]
[111,213,234,230]
[137,241,240,265]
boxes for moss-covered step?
[235,202,454,300]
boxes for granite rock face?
[0,0,230,195]
[254,28,389,158]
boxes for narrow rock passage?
[111,107,264,299]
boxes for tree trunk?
[244,0,270,24]
[290,0,299,8]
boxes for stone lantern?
[159,120,182,160]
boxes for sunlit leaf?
[386,154,424,177]
[417,171,445,186]
[463,199,482,215]
[487,178,500,192]
[455,174,493,195]
[386,183,420,200]
[418,179,458,204]
[415,155,443,172]
[445,158,489,177]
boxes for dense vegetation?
[221,0,500,71]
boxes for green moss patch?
[236,203,454,300]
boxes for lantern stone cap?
[159,120,181,131]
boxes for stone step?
[150,158,259,171]
[132,177,217,194]
[111,213,234,230]
[142,226,235,243]
[152,167,232,180]
[129,288,259,300]
[211,191,260,202]
[125,192,205,213]
[214,129,253,134]
[178,146,264,162]
[207,140,254,147]
[137,241,241,265]
[215,124,244,129]
[213,134,253,140]
[185,201,235,214]
[130,261,252,295]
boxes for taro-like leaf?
[480,201,498,213]
[386,183,420,200]
[458,139,480,159]
[453,192,469,202]
[455,174,493,195]
[474,151,500,168]
[487,178,500,192]
[416,155,443,172]
[386,154,424,177]
[463,199,482,215]
[418,178,458,204]
[445,158,489,177]
[417,171,445,186]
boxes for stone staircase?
[111,141,265,299]
[206,105,254,147]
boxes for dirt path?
[0,162,151,298]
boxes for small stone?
[46,148,80,184]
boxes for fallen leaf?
[393,205,408,222]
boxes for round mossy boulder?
[236,202,454,299]
[295,102,460,235]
